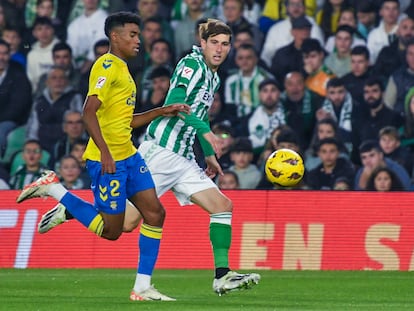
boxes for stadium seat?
[9,150,51,175]
[1,126,27,165]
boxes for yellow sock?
[88,214,104,236]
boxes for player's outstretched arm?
[130,104,190,128]
[204,155,224,179]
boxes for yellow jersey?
[83,53,137,162]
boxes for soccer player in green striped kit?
[135,18,260,296]
[36,18,260,298]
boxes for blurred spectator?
[378,126,413,177]
[1,0,25,34]
[78,38,109,98]
[26,65,83,153]
[324,25,353,77]
[316,0,351,39]
[306,137,355,190]
[24,0,66,42]
[342,45,373,104]
[140,38,173,104]
[36,42,81,98]
[402,87,414,151]
[384,40,414,117]
[132,66,171,145]
[280,71,323,151]
[215,0,262,26]
[354,77,404,148]
[68,137,90,185]
[316,77,360,154]
[9,139,50,189]
[248,78,285,156]
[354,139,411,190]
[367,0,402,64]
[216,170,240,190]
[225,43,274,119]
[2,26,26,69]
[222,0,263,53]
[212,121,236,171]
[261,0,324,67]
[229,137,262,189]
[0,163,9,189]
[365,166,405,191]
[174,0,212,61]
[324,7,366,53]
[270,15,311,87]
[373,16,414,84]
[127,16,162,85]
[333,176,352,190]
[208,92,234,128]
[259,0,318,35]
[67,0,108,71]
[51,110,87,170]
[57,154,90,189]
[26,16,60,94]
[136,0,174,49]
[301,38,335,97]
[305,117,350,171]
[356,1,377,40]
[0,39,32,158]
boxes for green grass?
[1,269,414,311]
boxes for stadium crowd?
[1,0,414,191]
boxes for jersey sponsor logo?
[181,66,194,80]
[95,77,107,89]
[139,166,149,174]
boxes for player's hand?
[161,104,190,117]
[203,132,222,158]
[204,155,223,179]
[100,149,116,174]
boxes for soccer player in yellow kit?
[16,11,188,300]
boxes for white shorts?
[138,140,218,205]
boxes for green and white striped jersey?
[145,46,220,160]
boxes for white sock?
[48,183,68,201]
[133,274,151,292]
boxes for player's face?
[379,135,399,154]
[326,86,346,106]
[114,23,141,59]
[201,34,231,71]
[351,54,369,76]
[374,171,392,191]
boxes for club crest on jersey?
[181,66,194,80]
[202,91,211,103]
[95,76,107,89]
[102,60,112,69]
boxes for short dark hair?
[52,42,72,55]
[335,25,354,36]
[359,139,381,154]
[381,0,400,8]
[104,12,141,38]
[301,38,324,54]
[379,126,400,140]
[149,66,171,80]
[94,39,110,53]
[150,38,172,53]
[317,137,340,151]
[364,76,385,91]
[32,16,54,29]
[351,45,370,59]
[236,43,258,58]
[327,77,345,89]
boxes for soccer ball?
[265,149,304,187]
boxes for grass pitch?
[1,269,414,311]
